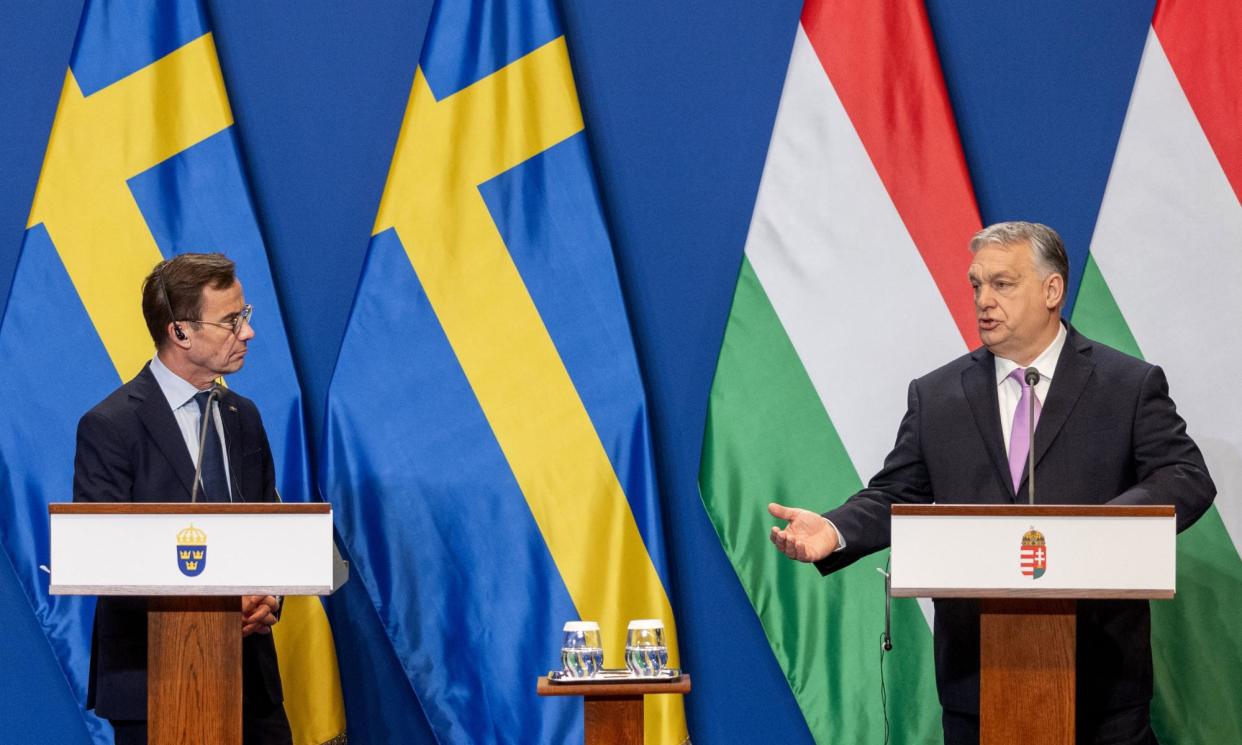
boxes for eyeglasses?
[188,304,253,336]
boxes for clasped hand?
[242,595,280,637]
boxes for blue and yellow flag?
[0,1,344,743]
[321,1,687,742]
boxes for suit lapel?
[961,348,1015,500]
[132,365,197,499]
[219,387,244,502]
[1021,328,1095,491]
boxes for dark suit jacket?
[816,326,1215,715]
[72,363,284,721]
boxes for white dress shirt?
[994,322,1067,452]
[149,354,233,500]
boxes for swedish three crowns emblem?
[1020,528,1047,579]
[177,525,207,577]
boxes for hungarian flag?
[698,0,981,740]
[1073,0,1242,740]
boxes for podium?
[889,504,1175,745]
[48,503,342,745]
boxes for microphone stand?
[1024,367,1041,505]
[877,564,892,651]
[189,386,221,503]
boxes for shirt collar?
[994,321,1067,387]
[150,354,205,411]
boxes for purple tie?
[1008,367,1042,492]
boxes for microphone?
[1024,367,1041,505]
[189,385,222,503]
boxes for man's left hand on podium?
[241,595,280,637]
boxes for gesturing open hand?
[768,502,838,563]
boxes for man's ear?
[1045,273,1065,309]
[167,321,191,349]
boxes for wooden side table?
[536,674,691,745]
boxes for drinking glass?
[625,619,668,676]
[561,621,603,678]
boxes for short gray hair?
[970,221,1069,290]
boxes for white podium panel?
[49,503,334,595]
[890,504,1175,598]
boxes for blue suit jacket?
[72,363,284,721]
[817,326,1215,714]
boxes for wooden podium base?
[537,674,691,745]
[148,596,242,745]
[980,599,1076,745]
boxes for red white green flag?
[1074,0,1242,740]
[701,0,1242,742]
[699,0,981,740]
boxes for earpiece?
[158,262,187,343]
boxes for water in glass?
[561,621,603,678]
[625,619,668,676]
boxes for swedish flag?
[322,1,688,742]
[0,1,344,743]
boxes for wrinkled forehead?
[968,242,1032,276]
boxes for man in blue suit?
[769,222,1214,745]
[73,253,291,745]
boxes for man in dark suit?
[73,253,291,745]
[769,222,1214,745]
